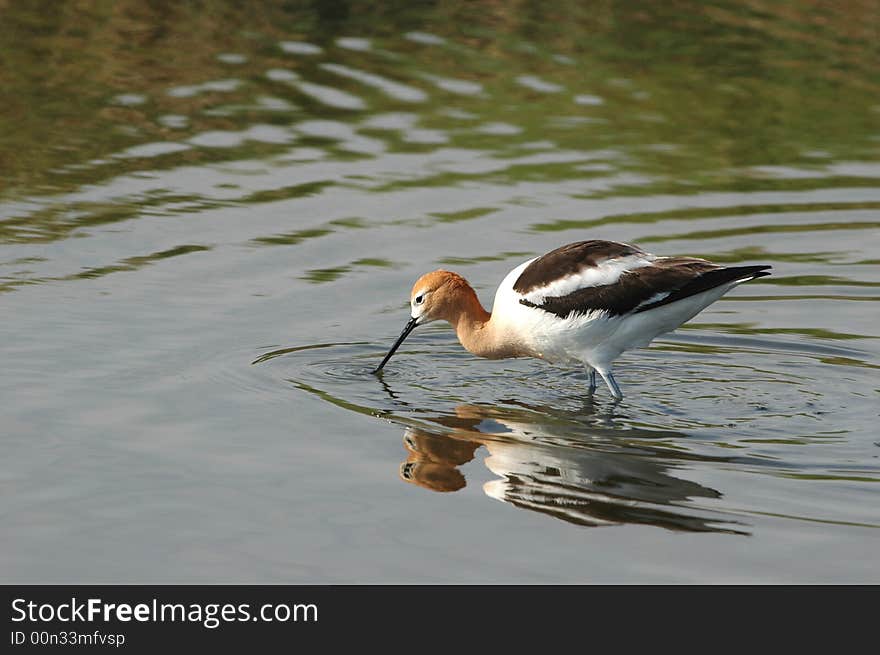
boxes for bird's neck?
[449,287,520,359]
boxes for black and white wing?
[514,240,770,319]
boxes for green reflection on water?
[639,221,880,244]
[762,275,880,288]
[302,257,398,283]
[437,251,534,266]
[687,323,879,341]
[1,0,878,204]
[429,206,499,223]
[252,228,334,246]
[69,245,212,280]
[530,201,880,234]
[0,244,211,293]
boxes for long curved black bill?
[373,317,418,374]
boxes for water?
[2,1,879,583]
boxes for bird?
[373,239,770,400]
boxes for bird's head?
[373,270,473,373]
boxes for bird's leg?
[585,367,597,394]
[597,368,623,401]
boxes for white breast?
[490,258,616,364]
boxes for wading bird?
[374,240,770,400]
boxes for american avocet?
[374,240,770,400]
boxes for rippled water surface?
[2,1,879,583]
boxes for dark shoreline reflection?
[399,404,750,534]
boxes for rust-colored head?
[408,270,473,325]
[373,270,475,373]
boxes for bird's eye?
[414,294,424,305]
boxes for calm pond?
[1,1,878,582]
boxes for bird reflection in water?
[399,404,749,534]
